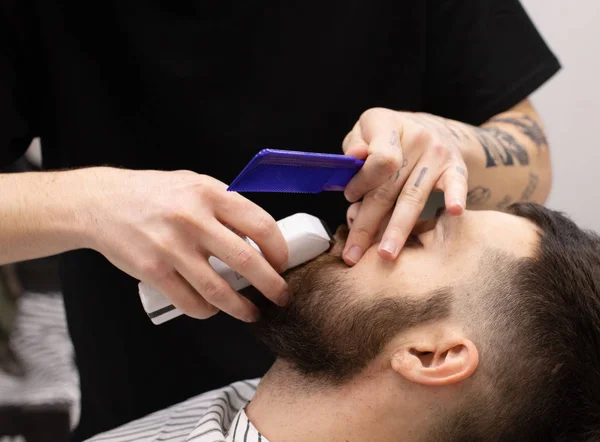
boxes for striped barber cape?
[87,379,266,442]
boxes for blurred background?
[522,0,600,231]
[0,1,598,441]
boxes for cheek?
[392,252,450,294]
[351,248,449,297]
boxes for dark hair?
[441,203,600,442]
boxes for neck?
[246,360,426,442]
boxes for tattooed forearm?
[467,186,491,206]
[520,173,539,202]
[496,195,513,211]
[491,116,547,151]
[475,127,529,168]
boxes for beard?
[253,226,451,385]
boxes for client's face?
[255,209,539,383]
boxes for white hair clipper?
[138,213,333,325]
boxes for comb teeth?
[227,149,364,194]
[229,164,335,193]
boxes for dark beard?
[252,226,452,385]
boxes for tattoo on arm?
[442,119,464,145]
[475,127,529,168]
[414,167,428,187]
[491,116,547,151]
[520,173,539,202]
[467,186,491,206]
[496,195,513,211]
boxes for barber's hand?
[341,108,469,264]
[83,168,289,322]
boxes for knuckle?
[360,107,387,122]
[369,185,397,205]
[175,169,197,178]
[191,175,210,191]
[430,141,451,159]
[200,278,229,304]
[413,127,432,145]
[196,174,214,186]
[198,183,217,205]
[233,247,254,270]
[163,205,191,226]
[140,259,172,281]
[402,185,425,206]
[253,213,277,239]
[153,235,177,255]
[374,151,401,174]
[191,178,221,205]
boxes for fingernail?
[455,199,465,211]
[346,246,363,264]
[344,191,355,202]
[278,289,290,306]
[379,239,399,257]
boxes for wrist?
[457,124,486,175]
[63,167,117,251]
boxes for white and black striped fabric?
[0,293,80,422]
[0,292,80,441]
[87,379,265,442]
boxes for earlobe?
[391,339,479,387]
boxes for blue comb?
[227,149,365,193]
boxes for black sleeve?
[0,3,37,168]
[424,0,561,126]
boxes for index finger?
[216,191,289,272]
[202,224,290,307]
[378,163,439,260]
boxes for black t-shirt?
[0,1,560,439]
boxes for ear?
[390,337,479,387]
